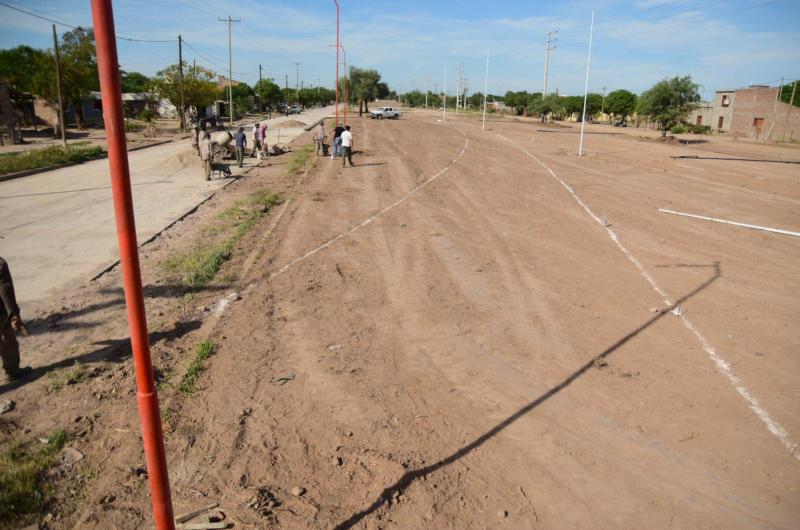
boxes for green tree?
[120,71,151,93]
[637,75,701,136]
[604,89,637,122]
[152,63,218,127]
[59,27,99,128]
[253,78,283,109]
[0,46,52,96]
[778,82,800,108]
[348,67,382,116]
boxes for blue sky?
[1,0,798,99]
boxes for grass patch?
[165,241,233,288]
[0,430,70,525]
[286,144,314,174]
[46,363,88,393]
[0,144,103,176]
[166,189,282,288]
[178,340,215,394]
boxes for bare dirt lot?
[1,111,798,529]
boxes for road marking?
[498,133,800,461]
[275,126,470,276]
[658,208,800,238]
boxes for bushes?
[0,144,103,176]
[670,123,711,135]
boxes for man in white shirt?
[341,125,354,167]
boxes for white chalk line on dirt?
[274,126,470,276]
[498,133,800,461]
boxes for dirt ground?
[1,110,799,529]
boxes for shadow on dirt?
[333,263,721,530]
[24,284,228,337]
[0,319,202,395]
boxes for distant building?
[692,85,799,139]
[217,75,242,90]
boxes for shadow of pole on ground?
[333,263,721,530]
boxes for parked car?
[288,105,302,115]
[369,106,401,119]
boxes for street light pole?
[333,0,340,124]
[578,10,595,157]
[482,49,489,131]
[90,1,175,528]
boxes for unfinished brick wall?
[730,87,800,140]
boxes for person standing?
[313,122,326,155]
[0,257,30,382]
[234,127,247,168]
[341,125,354,167]
[251,122,261,158]
[259,122,270,161]
[190,126,200,155]
[199,131,212,180]
[332,123,344,159]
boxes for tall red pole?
[89,2,175,529]
[333,0,340,124]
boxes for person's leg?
[204,159,211,180]
[0,320,20,378]
[347,146,353,166]
[236,148,243,167]
[342,146,346,166]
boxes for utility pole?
[284,74,289,108]
[443,67,447,122]
[784,80,797,141]
[543,30,557,98]
[293,61,302,103]
[217,16,240,125]
[258,64,263,112]
[455,64,460,112]
[425,75,430,109]
[52,24,67,148]
[178,35,185,131]
[601,85,606,117]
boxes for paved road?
[0,106,334,307]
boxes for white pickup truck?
[369,106,401,119]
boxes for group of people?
[313,122,354,167]
[190,121,273,180]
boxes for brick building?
[693,85,799,140]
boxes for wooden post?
[52,24,67,148]
[178,35,185,132]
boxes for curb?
[0,138,178,183]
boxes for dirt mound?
[275,119,307,128]
[160,148,203,168]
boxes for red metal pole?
[333,0,340,124]
[89,2,175,529]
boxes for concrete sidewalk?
[0,106,334,307]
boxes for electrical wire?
[0,0,176,42]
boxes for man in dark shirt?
[0,257,30,381]
[234,127,247,168]
[332,123,345,159]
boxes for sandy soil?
[1,112,798,529]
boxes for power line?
[0,1,176,42]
